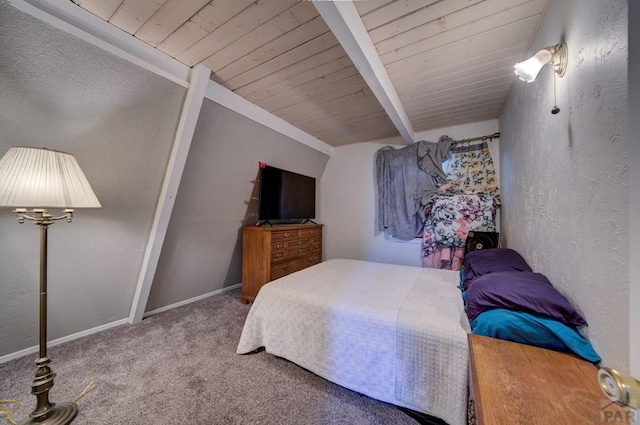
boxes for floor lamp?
[0,147,101,425]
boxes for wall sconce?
[514,42,568,83]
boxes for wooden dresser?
[468,334,631,425]
[241,224,323,303]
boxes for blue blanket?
[470,308,601,363]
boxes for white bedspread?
[236,259,469,425]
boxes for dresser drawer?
[299,253,321,270]
[270,259,299,280]
[271,230,299,242]
[271,250,286,262]
[287,245,311,258]
[300,227,321,237]
[287,238,310,248]
[271,241,286,251]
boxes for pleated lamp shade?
[0,147,101,208]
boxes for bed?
[236,258,469,425]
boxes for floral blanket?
[424,194,497,248]
[421,228,465,270]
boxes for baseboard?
[0,283,242,364]
[142,283,242,318]
[0,317,129,364]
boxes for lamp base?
[20,402,77,425]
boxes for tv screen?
[259,165,316,221]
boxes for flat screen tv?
[259,165,316,222]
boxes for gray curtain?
[375,136,454,240]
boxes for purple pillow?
[463,248,531,289]
[465,271,587,328]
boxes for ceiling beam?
[313,1,415,145]
[206,82,334,156]
[129,64,211,324]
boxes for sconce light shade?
[514,42,568,83]
[0,147,101,208]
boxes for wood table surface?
[468,334,631,424]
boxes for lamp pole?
[17,209,78,425]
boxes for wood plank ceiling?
[70,0,549,147]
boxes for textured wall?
[320,120,499,267]
[629,0,640,378]
[146,100,329,311]
[0,1,186,356]
[500,0,629,369]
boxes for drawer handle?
[275,244,282,249]
[285,233,292,237]
[282,265,289,271]
[308,257,314,263]
[275,253,283,258]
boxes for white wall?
[0,2,186,357]
[500,0,629,369]
[320,120,498,267]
